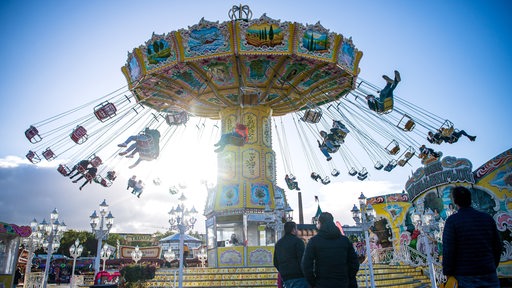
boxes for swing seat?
[89,155,103,167]
[289,174,296,180]
[94,101,117,122]
[398,159,407,167]
[358,168,368,178]
[153,178,161,185]
[25,126,42,143]
[331,128,348,140]
[165,111,189,126]
[321,176,331,185]
[94,176,112,187]
[386,140,400,155]
[348,168,358,176]
[441,127,455,137]
[301,108,322,123]
[404,151,414,159]
[326,146,340,153]
[70,126,88,144]
[331,169,340,177]
[374,161,383,170]
[57,164,71,176]
[26,150,41,164]
[384,160,397,172]
[403,119,415,131]
[229,135,246,146]
[379,97,393,114]
[85,173,94,181]
[42,148,56,161]
[357,174,368,181]
[388,145,400,155]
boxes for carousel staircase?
[146,264,431,288]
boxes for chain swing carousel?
[120,5,365,267]
[24,5,478,269]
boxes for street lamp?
[168,193,198,288]
[100,244,112,270]
[351,192,376,288]
[130,246,142,264]
[413,202,440,288]
[69,239,83,288]
[40,209,67,288]
[22,218,43,288]
[90,199,114,276]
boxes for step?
[145,264,431,288]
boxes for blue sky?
[0,0,511,234]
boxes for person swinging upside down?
[214,123,248,153]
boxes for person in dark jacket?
[442,186,503,287]
[274,221,308,288]
[302,212,359,288]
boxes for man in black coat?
[442,186,502,287]
[274,221,308,288]
[302,212,359,288]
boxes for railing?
[365,245,447,286]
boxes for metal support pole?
[298,191,304,224]
[24,242,35,288]
[42,234,54,288]
[94,233,103,274]
[364,229,375,288]
[178,225,185,288]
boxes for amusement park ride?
[23,5,476,267]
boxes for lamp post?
[69,239,83,288]
[22,218,43,288]
[101,244,112,270]
[197,247,207,268]
[40,209,67,288]
[413,202,439,288]
[131,246,142,264]
[168,193,198,288]
[351,192,376,288]
[90,199,114,276]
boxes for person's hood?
[317,227,341,239]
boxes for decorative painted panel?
[218,152,236,180]
[247,246,274,266]
[242,149,259,179]
[218,247,244,267]
[243,113,257,144]
[295,22,337,61]
[265,152,275,182]
[216,184,241,209]
[262,116,271,147]
[178,18,232,59]
[337,37,360,72]
[141,32,178,71]
[237,14,292,53]
[249,183,271,207]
